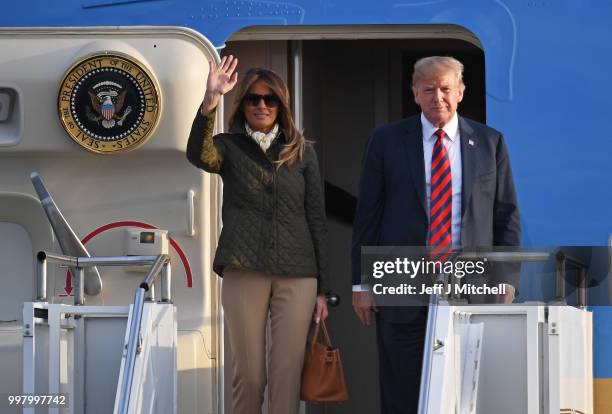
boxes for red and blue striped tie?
[429,129,452,261]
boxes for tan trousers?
[222,267,317,414]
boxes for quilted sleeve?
[186,106,225,173]
[303,144,330,294]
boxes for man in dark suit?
[351,56,521,414]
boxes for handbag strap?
[310,320,333,352]
[320,320,333,346]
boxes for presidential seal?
[58,52,161,154]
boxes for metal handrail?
[35,251,172,414]
[117,254,170,414]
[417,273,444,414]
[417,250,550,414]
[456,251,550,262]
[35,252,167,304]
[38,252,163,267]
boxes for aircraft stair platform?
[21,252,177,414]
[0,173,179,414]
[419,252,594,414]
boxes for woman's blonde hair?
[229,68,308,168]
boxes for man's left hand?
[496,284,516,304]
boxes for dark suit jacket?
[351,114,521,320]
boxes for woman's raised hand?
[201,55,239,115]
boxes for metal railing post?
[36,251,47,301]
[555,251,589,306]
[160,262,172,303]
[555,254,566,300]
[578,267,588,308]
[145,283,156,302]
[75,267,85,305]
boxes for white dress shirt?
[353,112,463,291]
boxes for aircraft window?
[0,88,21,146]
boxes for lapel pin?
[468,139,474,146]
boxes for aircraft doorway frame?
[222,24,485,414]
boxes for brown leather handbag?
[301,320,349,403]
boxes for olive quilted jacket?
[186,109,329,293]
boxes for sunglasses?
[244,93,280,108]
